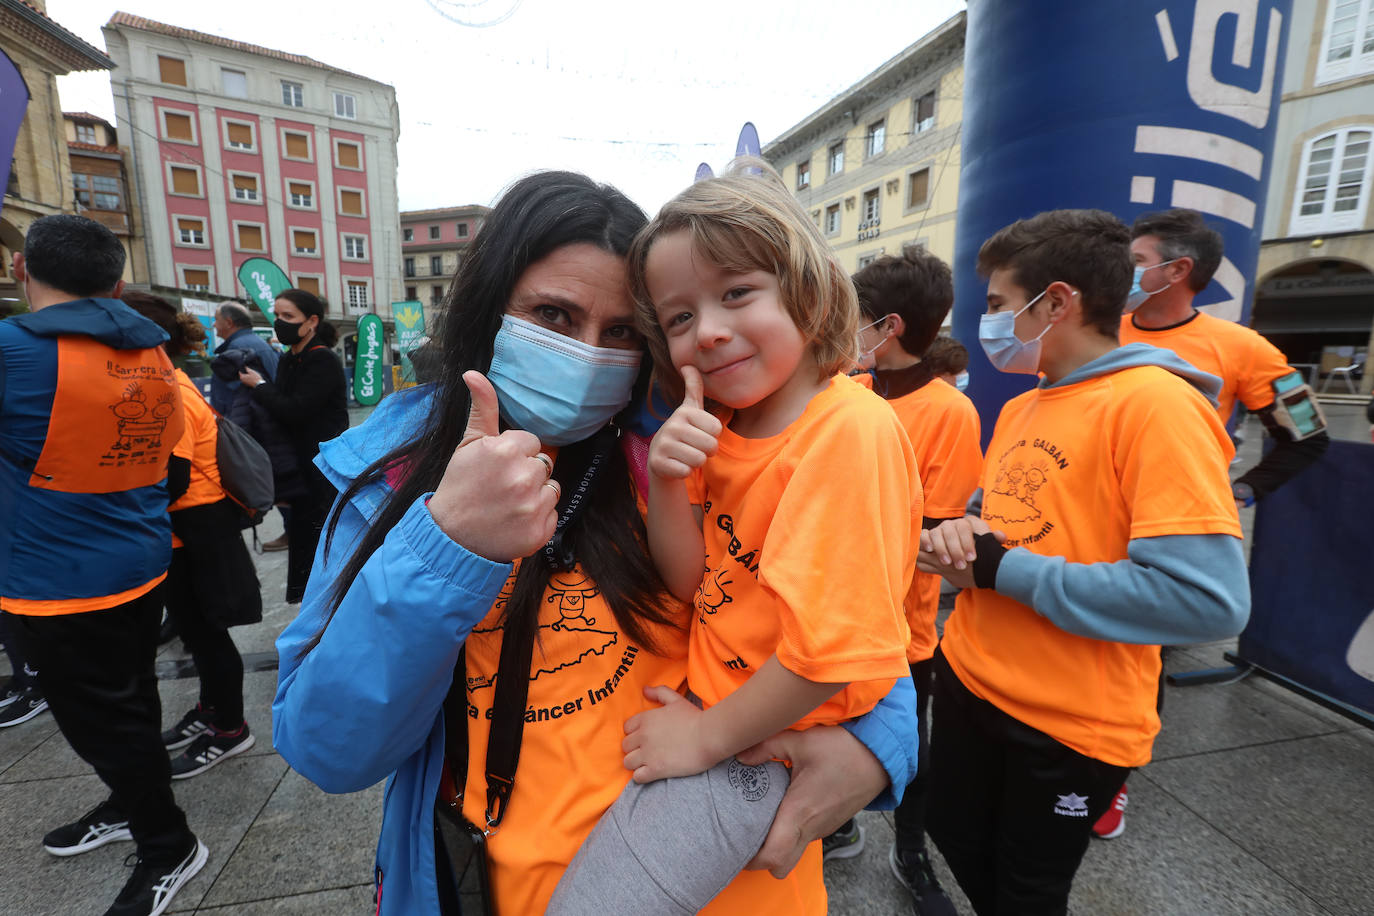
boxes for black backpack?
[212,411,275,523]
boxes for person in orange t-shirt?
[849,245,981,913]
[919,210,1249,915]
[548,162,918,915]
[123,293,262,783]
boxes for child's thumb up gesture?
[648,366,722,480]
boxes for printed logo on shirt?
[983,438,1070,547]
[727,759,770,803]
[1053,793,1090,817]
[695,567,735,623]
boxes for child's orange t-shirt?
[1119,311,1294,424]
[170,370,224,513]
[878,374,982,663]
[687,373,919,727]
[941,365,1241,768]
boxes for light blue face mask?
[1123,258,1180,312]
[954,370,969,391]
[978,287,1068,375]
[486,315,642,446]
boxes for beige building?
[1255,0,1374,394]
[0,0,113,307]
[764,12,965,278]
[400,205,488,308]
[64,111,148,284]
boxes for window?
[339,189,364,216]
[74,174,121,210]
[907,168,931,209]
[162,111,195,143]
[431,285,444,307]
[863,188,880,223]
[825,203,841,235]
[333,92,357,119]
[288,181,314,208]
[1318,0,1374,84]
[222,69,247,98]
[282,80,304,107]
[335,140,362,169]
[828,142,844,176]
[283,131,311,161]
[796,160,810,190]
[347,280,370,312]
[343,235,368,260]
[296,276,322,297]
[914,91,936,133]
[176,217,205,246]
[428,225,440,240]
[292,229,318,255]
[235,223,265,251]
[858,254,878,269]
[231,173,259,202]
[168,165,201,197]
[866,120,885,158]
[182,268,210,291]
[75,123,96,144]
[405,285,417,300]
[225,121,255,151]
[158,56,187,86]
[403,228,414,242]
[456,222,469,238]
[428,255,441,275]
[1292,127,1373,234]
[404,257,416,277]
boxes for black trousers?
[284,464,336,604]
[892,656,936,855]
[165,548,244,730]
[14,587,193,863]
[0,610,37,691]
[926,651,1131,916]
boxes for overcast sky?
[48,0,965,214]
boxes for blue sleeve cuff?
[842,674,917,810]
[401,493,514,600]
[994,546,1044,605]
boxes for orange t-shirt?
[883,378,982,662]
[687,374,918,728]
[941,365,1241,768]
[460,565,827,915]
[170,370,225,513]
[1119,311,1294,424]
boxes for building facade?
[64,111,147,284]
[0,0,113,308]
[101,12,402,324]
[1254,0,1374,394]
[400,205,488,308]
[763,13,965,278]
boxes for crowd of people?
[0,152,1335,916]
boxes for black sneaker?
[0,682,18,709]
[161,705,213,751]
[890,844,958,916]
[821,819,866,861]
[0,687,47,727]
[170,724,255,780]
[104,836,208,916]
[42,800,133,856]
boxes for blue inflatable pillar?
[952,0,1292,447]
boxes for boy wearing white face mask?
[919,209,1250,915]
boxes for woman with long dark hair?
[237,290,347,603]
[272,171,917,915]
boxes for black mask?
[274,317,305,345]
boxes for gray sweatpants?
[546,757,790,914]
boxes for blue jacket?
[0,299,176,608]
[210,326,280,414]
[274,387,917,916]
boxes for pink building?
[102,13,401,322]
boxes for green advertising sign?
[353,313,386,406]
[236,257,292,321]
[392,300,426,354]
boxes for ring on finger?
[532,452,554,478]
[543,479,561,496]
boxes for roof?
[67,140,120,154]
[104,11,392,88]
[1,0,115,72]
[64,111,113,126]
[401,205,491,220]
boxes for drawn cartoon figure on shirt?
[466,570,618,692]
[985,460,1050,524]
[109,382,175,451]
[695,566,734,623]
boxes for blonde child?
[548,161,920,914]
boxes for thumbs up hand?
[648,366,722,481]
[427,370,560,562]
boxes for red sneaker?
[1092,785,1128,839]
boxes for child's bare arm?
[622,656,845,783]
[647,366,720,601]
